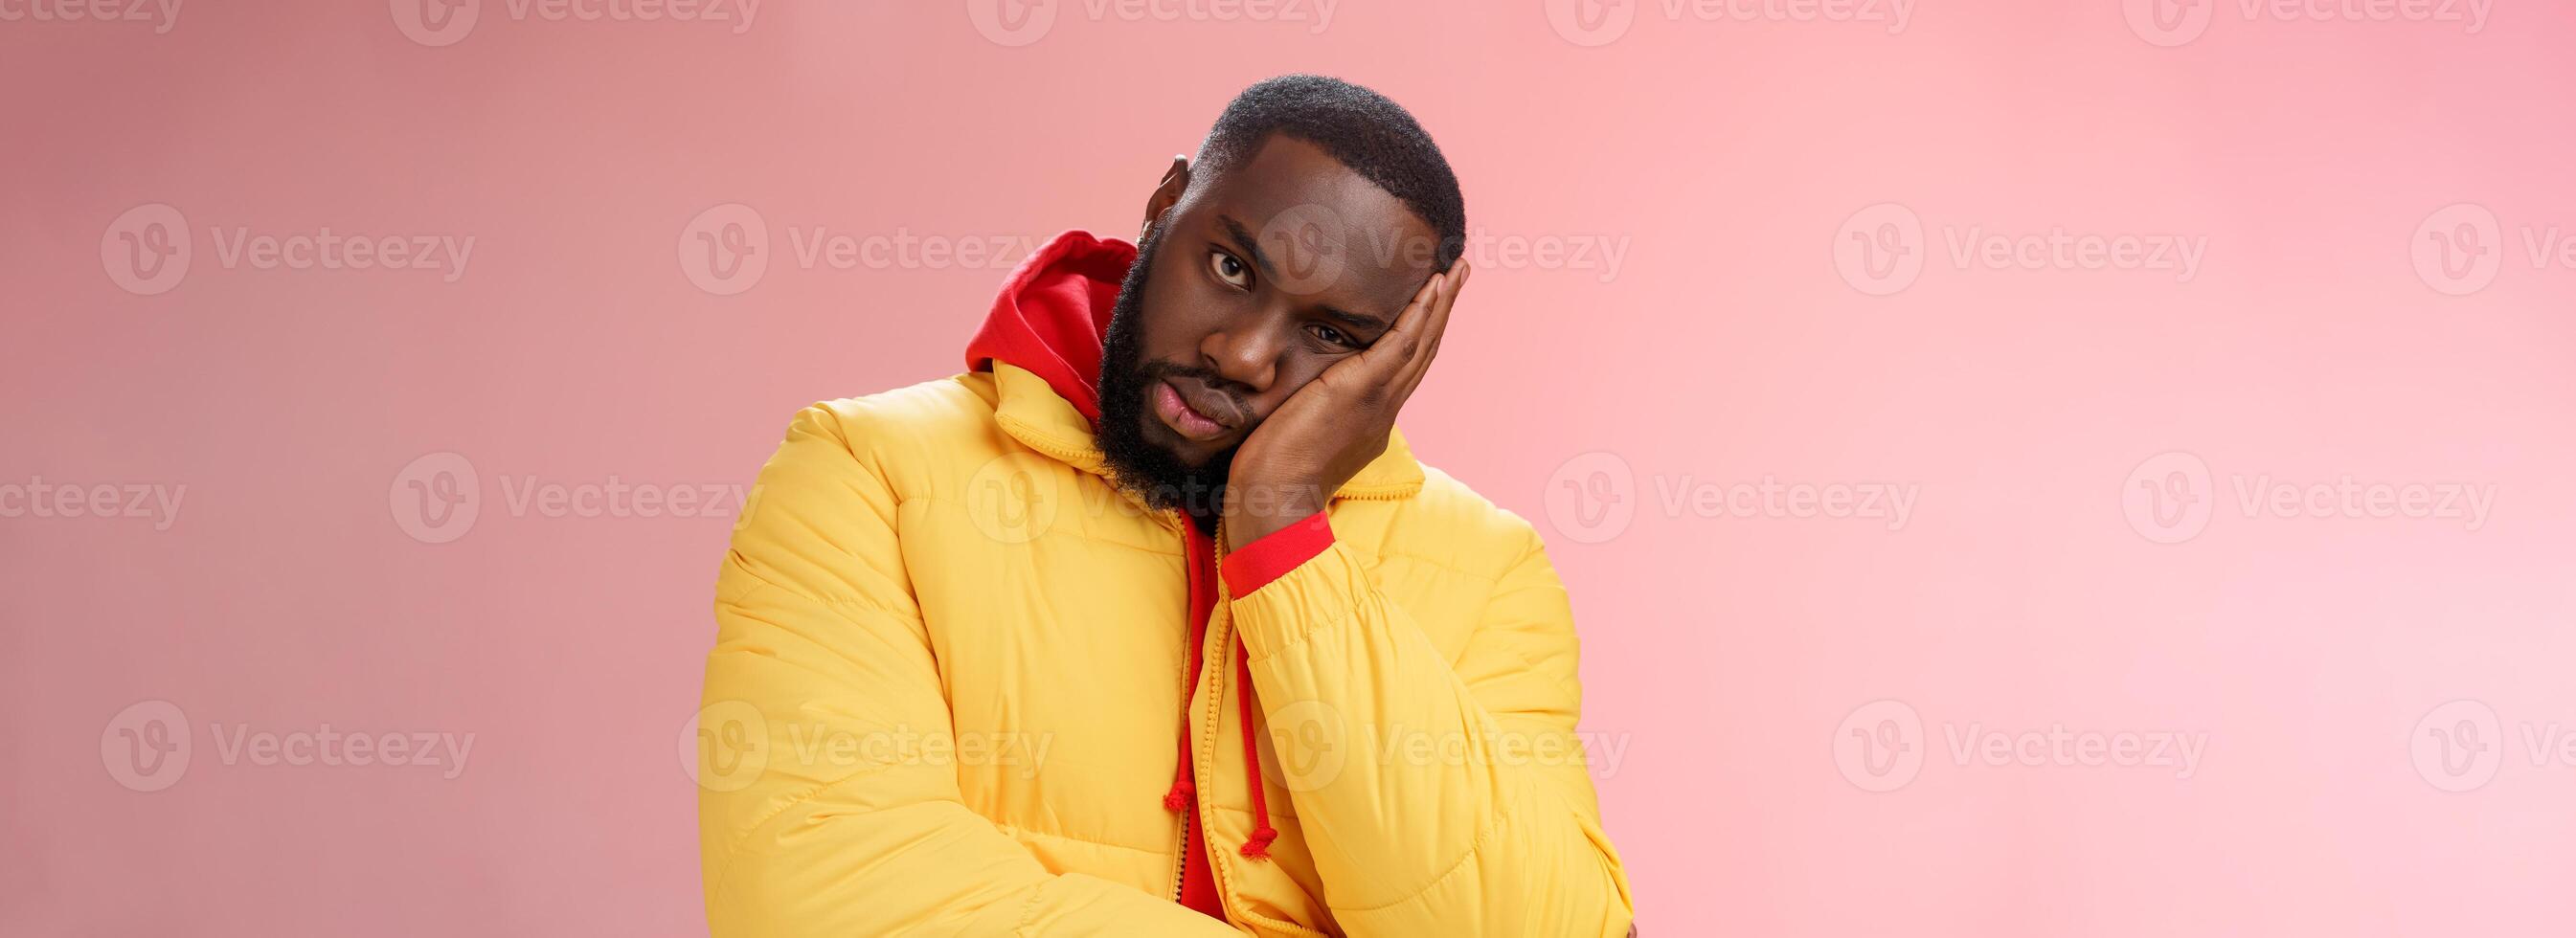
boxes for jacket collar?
[991,362,1425,502]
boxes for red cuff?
[1221,511,1335,597]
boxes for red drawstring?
[1162,636,1279,860]
[1235,638,1277,860]
[1165,589,1209,814]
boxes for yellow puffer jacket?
[698,236,1631,936]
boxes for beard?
[1096,224,1239,527]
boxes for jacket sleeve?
[699,405,1237,937]
[1225,514,1636,937]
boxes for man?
[698,75,1635,936]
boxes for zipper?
[1166,515,1235,907]
[1167,513,1220,903]
[1167,510,1195,902]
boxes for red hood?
[963,230,1138,424]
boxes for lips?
[1153,379,1239,441]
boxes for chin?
[1141,419,1226,470]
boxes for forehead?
[1189,135,1437,315]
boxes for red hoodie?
[962,230,1336,925]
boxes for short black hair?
[1195,74,1468,272]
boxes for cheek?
[1140,275,1232,354]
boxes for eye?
[1308,323,1360,350]
[1209,250,1253,290]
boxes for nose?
[1197,310,1281,394]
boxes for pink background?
[8,1,2575,934]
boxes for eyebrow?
[1216,213,1393,335]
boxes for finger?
[1391,259,1467,393]
[1350,268,1445,378]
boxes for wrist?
[1222,477,1327,552]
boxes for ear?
[1140,154,1190,237]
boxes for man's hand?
[1222,259,1472,552]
